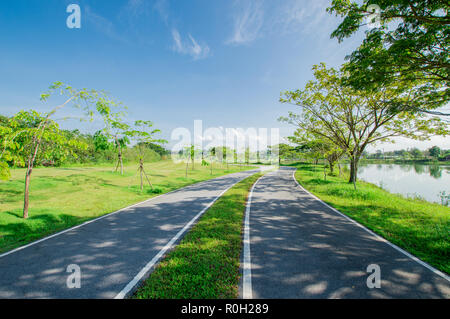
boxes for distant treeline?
[364,147,450,162]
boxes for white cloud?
[226,0,339,46]
[171,29,210,60]
[85,6,128,43]
[123,0,146,18]
[153,0,169,25]
[273,0,337,36]
[226,0,264,45]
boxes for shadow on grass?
[0,212,88,254]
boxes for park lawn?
[292,163,450,274]
[133,172,263,299]
[0,160,254,254]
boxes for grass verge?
[133,172,263,299]
[0,160,255,254]
[292,163,450,274]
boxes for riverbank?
[290,163,450,274]
[359,159,450,165]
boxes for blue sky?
[0,0,447,151]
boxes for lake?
[357,163,450,205]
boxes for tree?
[221,146,232,169]
[410,148,423,160]
[328,0,450,116]
[146,143,169,157]
[245,147,250,165]
[428,145,441,159]
[14,82,125,219]
[93,130,113,152]
[272,143,295,165]
[201,150,209,167]
[128,120,166,191]
[104,120,130,175]
[279,64,448,184]
[188,144,200,170]
[290,133,344,176]
[209,147,217,175]
[0,116,27,180]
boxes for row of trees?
[279,1,449,187]
[0,82,166,218]
[0,121,166,169]
[177,145,279,171]
[366,146,450,161]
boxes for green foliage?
[410,148,423,160]
[0,162,10,180]
[279,64,448,182]
[428,146,441,159]
[328,0,449,114]
[1,110,88,168]
[93,131,113,151]
[122,147,160,163]
[145,143,170,156]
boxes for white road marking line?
[242,174,267,299]
[0,171,251,260]
[115,173,258,299]
[291,168,450,282]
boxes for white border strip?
[291,169,450,282]
[115,173,258,299]
[242,174,265,299]
[0,171,254,260]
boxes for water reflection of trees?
[399,164,412,172]
[429,165,442,179]
[413,164,425,174]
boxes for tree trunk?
[23,129,44,219]
[23,166,32,219]
[139,159,144,191]
[119,147,123,175]
[329,161,335,175]
[349,155,359,189]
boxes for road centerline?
[242,173,266,299]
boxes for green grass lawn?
[133,172,263,299]
[0,160,254,254]
[292,163,450,274]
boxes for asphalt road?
[241,167,450,299]
[0,169,258,299]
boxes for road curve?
[241,167,450,299]
[0,169,259,299]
